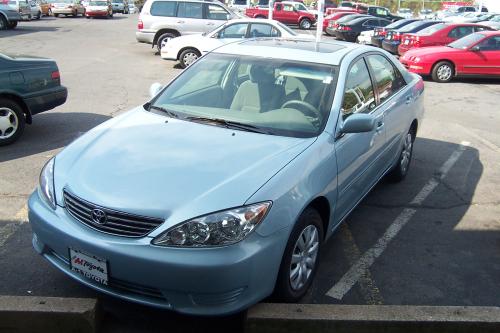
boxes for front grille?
[63,189,164,237]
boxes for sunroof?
[239,39,347,54]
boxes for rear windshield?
[398,21,431,33]
[385,19,413,29]
[417,23,446,35]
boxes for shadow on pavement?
[0,25,60,37]
[0,112,111,162]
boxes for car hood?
[54,107,316,228]
[403,45,462,58]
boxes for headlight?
[38,157,56,210]
[152,202,272,248]
[414,57,421,63]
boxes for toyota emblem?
[91,209,107,225]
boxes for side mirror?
[340,113,376,134]
[470,45,480,52]
[149,82,163,98]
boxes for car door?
[281,3,299,24]
[447,25,474,44]
[175,1,205,35]
[465,36,500,75]
[203,3,230,33]
[366,54,411,169]
[334,57,386,222]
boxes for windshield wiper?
[185,116,272,135]
[149,105,179,119]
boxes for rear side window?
[366,55,406,104]
[219,23,247,38]
[249,23,280,37]
[341,59,376,119]
[177,2,202,18]
[150,1,177,17]
[476,36,500,51]
[448,26,474,39]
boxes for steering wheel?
[281,100,321,120]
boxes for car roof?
[212,38,371,66]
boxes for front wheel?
[274,207,323,302]
[299,18,312,30]
[431,61,454,83]
[156,32,176,52]
[0,98,26,146]
[179,48,200,68]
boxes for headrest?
[249,65,275,83]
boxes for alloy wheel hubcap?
[290,225,319,291]
[400,133,412,173]
[183,52,198,66]
[303,21,311,29]
[437,65,452,81]
[0,107,19,140]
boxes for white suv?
[136,0,238,52]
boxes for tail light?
[341,26,352,31]
[414,36,421,47]
[137,19,143,30]
[51,71,60,80]
[393,32,402,41]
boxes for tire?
[387,127,415,182]
[54,13,59,17]
[179,48,200,68]
[7,21,18,29]
[0,98,26,146]
[431,61,454,83]
[0,15,6,31]
[274,207,324,302]
[299,18,312,30]
[156,32,177,52]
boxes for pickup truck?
[0,1,22,29]
[245,2,316,29]
[366,6,403,22]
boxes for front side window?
[206,4,228,20]
[152,54,337,138]
[177,2,202,18]
[366,55,406,104]
[449,33,485,49]
[150,1,176,17]
[218,23,247,38]
[283,4,294,12]
[249,23,280,38]
[341,59,375,119]
[475,36,500,51]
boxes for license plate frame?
[69,248,109,286]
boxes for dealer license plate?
[69,249,108,285]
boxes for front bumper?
[86,10,109,17]
[382,40,400,54]
[28,191,287,315]
[24,86,67,116]
[52,8,75,14]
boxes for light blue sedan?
[29,39,424,315]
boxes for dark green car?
[0,53,67,145]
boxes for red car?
[323,11,355,32]
[398,23,492,56]
[400,31,500,83]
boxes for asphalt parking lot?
[1,15,500,332]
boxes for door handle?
[405,96,412,104]
[376,121,384,133]
[207,22,215,25]
[176,20,185,24]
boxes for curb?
[0,296,99,333]
[245,303,500,333]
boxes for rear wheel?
[299,18,312,30]
[179,48,200,68]
[7,21,17,29]
[431,61,454,83]
[387,127,415,182]
[274,207,323,302]
[156,32,176,52]
[0,98,26,146]
[0,16,8,30]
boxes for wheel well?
[308,197,330,236]
[432,59,456,75]
[153,29,180,45]
[255,15,265,18]
[0,12,8,23]
[410,119,418,137]
[0,93,32,124]
[177,47,200,60]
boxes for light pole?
[316,0,324,43]
[268,0,273,20]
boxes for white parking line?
[326,141,470,300]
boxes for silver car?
[136,0,238,51]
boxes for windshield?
[89,1,107,5]
[417,23,445,35]
[448,32,485,49]
[276,21,297,36]
[151,53,337,138]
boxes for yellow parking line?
[338,224,384,305]
[14,204,28,223]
